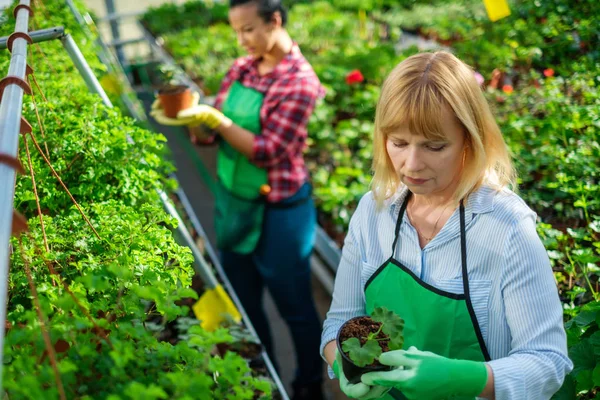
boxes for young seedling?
[341,307,405,367]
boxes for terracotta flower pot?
[157,84,193,118]
[336,316,392,384]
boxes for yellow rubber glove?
[178,104,232,129]
[149,91,201,126]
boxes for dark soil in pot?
[337,316,392,384]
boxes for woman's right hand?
[188,125,217,145]
[334,350,391,399]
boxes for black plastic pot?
[336,316,392,384]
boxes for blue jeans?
[221,183,323,386]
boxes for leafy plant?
[157,64,179,86]
[552,301,600,399]
[342,307,405,367]
[1,0,274,398]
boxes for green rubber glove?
[333,350,391,399]
[361,347,488,400]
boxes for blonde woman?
[320,52,572,400]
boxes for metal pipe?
[65,0,113,71]
[315,226,341,272]
[158,190,220,289]
[64,0,143,120]
[107,37,145,48]
[0,26,64,50]
[64,0,86,26]
[0,0,31,393]
[98,10,144,23]
[60,34,113,108]
[103,0,126,70]
[173,182,221,274]
[310,254,335,294]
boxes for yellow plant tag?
[483,0,511,22]
[192,285,241,331]
[358,9,367,40]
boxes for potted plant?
[336,306,405,384]
[156,63,194,118]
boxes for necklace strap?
[407,199,453,242]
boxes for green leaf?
[593,363,600,387]
[123,382,168,400]
[371,307,404,350]
[566,311,598,329]
[551,373,577,400]
[371,307,404,337]
[589,331,600,355]
[570,340,597,376]
[388,331,404,351]
[576,370,593,393]
[342,337,382,367]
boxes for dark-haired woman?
[152,1,326,398]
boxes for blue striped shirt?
[321,185,573,399]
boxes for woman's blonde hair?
[371,51,516,207]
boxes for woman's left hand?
[361,346,488,400]
[334,350,391,399]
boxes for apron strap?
[391,193,411,257]
[460,201,469,293]
[460,201,492,361]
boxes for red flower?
[345,69,364,85]
[502,84,514,94]
[543,68,555,77]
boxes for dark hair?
[229,0,288,26]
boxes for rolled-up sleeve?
[320,196,368,363]
[252,78,318,168]
[488,215,573,399]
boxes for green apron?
[364,193,490,400]
[215,81,269,254]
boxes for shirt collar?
[249,42,303,78]
[389,184,498,223]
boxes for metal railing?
[0,0,32,393]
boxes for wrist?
[216,116,233,131]
[332,359,340,378]
[450,359,488,396]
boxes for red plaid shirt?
[214,43,325,202]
